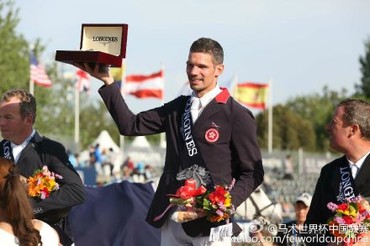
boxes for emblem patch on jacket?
[205,122,220,143]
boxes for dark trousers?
[51,217,74,246]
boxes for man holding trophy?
[71,33,264,245]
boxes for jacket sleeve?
[31,139,85,221]
[229,105,264,208]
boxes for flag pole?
[229,73,238,97]
[29,47,34,95]
[159,65,166,148]
[267,79,273,153]
[119,59,126,153]
[29,79,34,95]
[74,81,80,152]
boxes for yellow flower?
[27,166,61,200]
[338,204,358,217]
[224,197,232,207]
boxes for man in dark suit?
[77,37,264,246]
[0,89,85,246]
[305,98,370,245]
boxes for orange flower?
[27,166,62,200]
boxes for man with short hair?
[306,98,370,245]
[0,89,85,246]
[77,37,264,246]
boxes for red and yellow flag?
[234,82,269,110]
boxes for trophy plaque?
[55,24,128,67]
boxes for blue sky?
[15,0,370,113]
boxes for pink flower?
[327,202,338,211]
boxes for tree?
[355,37,370,98]
[0,0,29,91]
[0,1,124,152]
[79,100,121,149]
[36,68,121,152]
[256,104,316,151]
[285,86,347,152]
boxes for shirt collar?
[192,86,222,108]
[347,151,370,170]
[11,129,36,148]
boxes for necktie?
[12,144,23,163]
[351,164,359,179]
[191,97,201,123]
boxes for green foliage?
[355,37,370,98]
[256,85,351,152]
[34,67,75,138]
[79,100,121,150]
[0,0,29,90]
[285,87,347,152]
[256,104,316,151]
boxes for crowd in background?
[66,145,315,223]
[67,144,157,185]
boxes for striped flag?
[123,69,164,99]
[234,82,269,109]
[76,69,90,93]
[30,53,52,87]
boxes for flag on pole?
[30,53,52,87]
[124,69,164,99]
[234,82,269,110]
[76,69,90,93]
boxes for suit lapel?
[17,132,43,165]
[194,88,230,125]
[355,154,370,190]
[194,100,218,125]
[333,157,346,198]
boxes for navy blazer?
[99,82,264,237]
[0,131,85,223]
[306,155,370,226]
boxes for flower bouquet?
[168,178,235,223]
[196,183,235,223]
[27,166,63,200]
[327,196,370,246]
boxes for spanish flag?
[234,82,269,110]
[111,59,126,89]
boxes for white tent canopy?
[129,136,151,148]
[126,136,163,167]
[86,130,124,172]
[93,130,121,153]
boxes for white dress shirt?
[348,151,370,179]
[11,129,35,163]
[190,86,222,123]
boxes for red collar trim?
[215,87,230,104]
